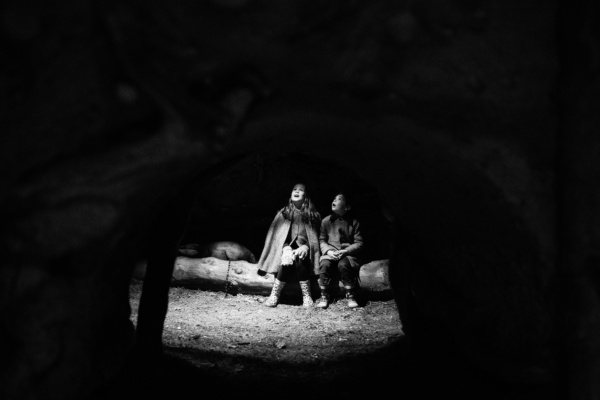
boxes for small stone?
[275,341,286,349]
[233,364,244,373]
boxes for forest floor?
[125,281,554,400]
[128,280,405,397]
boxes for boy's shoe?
[346,292,359,309]
[316,295,329,309]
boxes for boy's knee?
[337,258,352,271]
[318,276,330,288]
[342,276,358,286]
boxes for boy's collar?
[330,212,348,221]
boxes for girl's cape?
[257,211,321,275]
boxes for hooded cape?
[257,210,321,275]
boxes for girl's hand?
[295,246,309,260]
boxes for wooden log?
[170,257,393,300]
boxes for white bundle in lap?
[281,246,294,266]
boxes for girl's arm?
[257,211,283,266]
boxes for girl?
[257,183,321,307]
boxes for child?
[317,192,363,308]
[257,183,321,307]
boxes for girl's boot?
[299,280,313,307]
[265,279,285,307]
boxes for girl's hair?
[281,184,321,226]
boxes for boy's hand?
[328,249,347,260]
[337,249,348,258]
[327,249,340,260]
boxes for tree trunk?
[158,257,392,299]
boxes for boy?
[317,192,364,308]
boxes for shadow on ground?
[101,334,557,400]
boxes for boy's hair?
[336,192,351,206]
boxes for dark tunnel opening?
[127,151,403,393]
[125,134,559,400]
[180,151,391,261]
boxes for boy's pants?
[318,258,357,289]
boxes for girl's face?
[291,184,306,204]
[332,194,349,215]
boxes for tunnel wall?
[0,0,599,399]
[235,111,557,382]
[557,0,600,397]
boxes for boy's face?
[331,194,350,215]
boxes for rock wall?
[0,0,599,399]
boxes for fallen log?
[170,257,393,300]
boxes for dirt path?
[129,281,404,385]
[126,282,549,400]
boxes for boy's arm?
[342,219,363,256]
[319,218,336,255]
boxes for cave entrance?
[128,113,554,398]
[129,151,404,391]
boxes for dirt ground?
[125,282,555,400]
[128,280,404,393]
